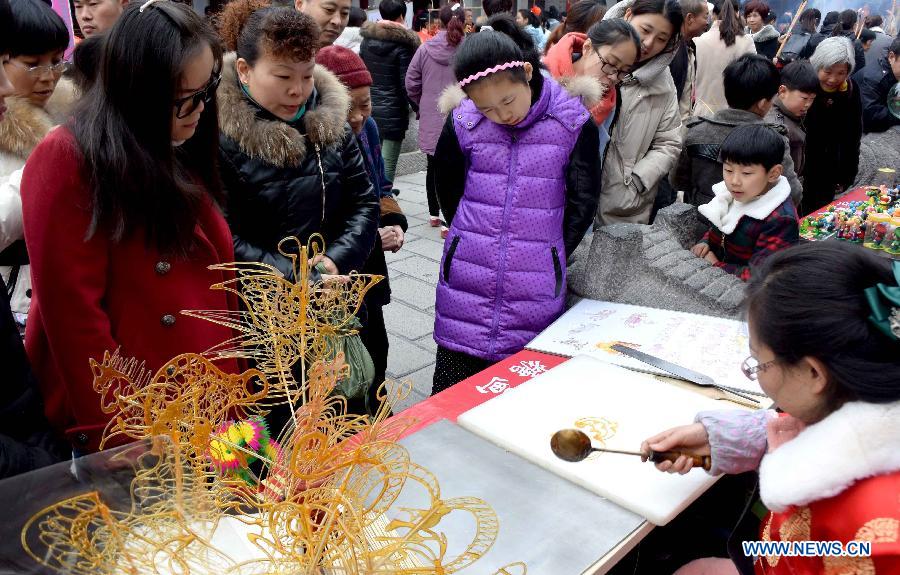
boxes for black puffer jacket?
[217,53,378,279]
[853,57,900,134]
[359,21,421,140]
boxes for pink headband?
[458,61,526,88]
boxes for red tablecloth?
[390,350,568,440]
[802,186,868,219]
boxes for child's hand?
[641,423,711,475]
[691,243,710,258]
[704,251,719,265]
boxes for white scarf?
[759,400,900,512]
[697,176,791,234]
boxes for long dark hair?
[440,4,465,47]
[830,8,857,37]
[73,2,224,255]
[797,7,820,34]
[454,13,544,97]
[714,0,742,46]
[746,242,900,405]
[543,0,606,54]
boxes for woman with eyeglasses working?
[19,0,240,454]
[0,0,75,321]
[641,241,900,574]
[543,18,640,163]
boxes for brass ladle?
[550,429,711,471]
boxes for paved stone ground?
[384,169,442,413]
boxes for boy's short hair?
[859,28,876,44]
[779,59,819,94]
[379,0,406,21]
[720,124,785,171]
[723,53,780,110]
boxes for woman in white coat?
[0,0,74,319]
[692,0,755,117]
[597,0,683,226]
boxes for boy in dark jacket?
[692,125,799,282]
[673,54,803,208]
[360,0,421,182]
[764,59,819,180]
[316,45,408,415]
[853,36,900,134]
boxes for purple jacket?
[434,78,591,361]
[405,31,461,155]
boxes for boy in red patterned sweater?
[691,124,799,281]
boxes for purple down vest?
[434,77,590,362]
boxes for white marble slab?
[458,356,724,526]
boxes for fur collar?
[759,400,900,512]
[749,24,780,43]
[437,74,604,115]
[698,176,791,234]
[0,77,76,159]
[360,20,420,48]
[217,52,350,168]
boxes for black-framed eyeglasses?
[173,72,221,119]
[740,356,777,381]
[7,59,70,78]
[594,51,631,84]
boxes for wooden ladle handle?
[648,450,712,471]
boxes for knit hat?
[315,45,372,89]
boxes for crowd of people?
[0,0,899,569]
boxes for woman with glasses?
[0,0,75,319]
[544,18,640,161]
[641,241,900,574]
[0,0,69,480]
[595,0,683,226]
[20,0,239,454]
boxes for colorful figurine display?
[801,185,900,257]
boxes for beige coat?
[597,1,682,225]
[692,23,756,117]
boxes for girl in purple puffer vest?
[431,15,603,394]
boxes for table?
[800,186,899,260]
[392,350,653,574]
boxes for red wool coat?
[21,127,239,453]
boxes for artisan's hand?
[691,243,710,258]
[379,225,405,253]
[310,254,338,275]
[704,251,719,265]
[641,423,711,475]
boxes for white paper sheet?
[458,356,726,526]
[527,299,763,395]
